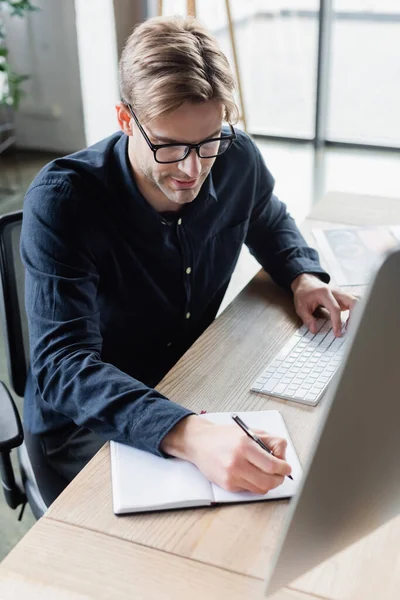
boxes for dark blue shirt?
[21,129,329,456]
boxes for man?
[21,16,356,503]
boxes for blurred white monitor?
[264,248,400,596]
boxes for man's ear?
[116,102,132,135]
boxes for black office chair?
[0,211,67,519]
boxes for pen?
[231,414,294,481]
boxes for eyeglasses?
[125,103,236,164]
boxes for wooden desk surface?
[1,192,400,599]
[0,518,326,600]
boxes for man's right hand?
[160,415,292,494]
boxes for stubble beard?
[141,162,209,206]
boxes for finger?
[235,460,285,494]
[295,306,317,334]
[246,440,292,477]
[319,290,342,336]
[333,290,358,312]
[241,473,285,495]
[266,437,287,460]
[307,316,318,334]
[253,432,287,460]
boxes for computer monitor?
[264,247,400,597]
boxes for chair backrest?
[0,211,28,397]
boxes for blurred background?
[0,0,399,558]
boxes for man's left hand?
[291,273,357,337]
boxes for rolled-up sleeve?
[245,143,329,290]
[21,181,193,455]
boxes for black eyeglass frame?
[124,102,236,164]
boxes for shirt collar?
[207,171,218,202]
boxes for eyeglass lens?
[155,138,231,163]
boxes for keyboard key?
[295,325,309,336]
[262,378,281,393]
[330,338,345,350]
[315,318,327,330]
[304,331,315,341]
[275,336,302,361]
[252,382,264,391]
[273,383,287,394]
[311,383,325,391]
[287,383,299,391]
[269,360,282,369]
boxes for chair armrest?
[0,381,23,451]
[0,381,26,512]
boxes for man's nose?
[178,149,202,179]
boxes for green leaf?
[0,1,39,18]
[8,1,39,17]
[0,0,40,108]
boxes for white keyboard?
[251,318,347,406]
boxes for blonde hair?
[119,15,239,124]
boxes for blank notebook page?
[111,444,213,514]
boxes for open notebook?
[110,410,302,515]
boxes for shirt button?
[185,312,191,319]
[185,267,191,275]
[167,341,172,347]
[177,218,182,225]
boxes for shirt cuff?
[128,396,195,458]
[156,408,196,458]
[280,256,330,291]
[289,268,330,287]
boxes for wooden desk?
[1,192,400,599]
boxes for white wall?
[5,0,146,152]
[7,0,86,153]
[74,0,120,147]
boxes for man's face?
[128,100,224,208]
